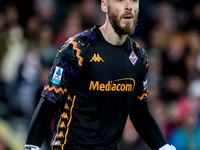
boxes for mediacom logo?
[89,78,135,92]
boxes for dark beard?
[107,6,138,35]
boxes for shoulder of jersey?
[128,37,149,69]
[56,28,97,67]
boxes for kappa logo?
[90,53,104,62]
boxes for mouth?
[122,16,133,21]
[122,12,134,20]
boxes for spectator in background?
[24,15,41,43]
[147,49,162,88]
[160,32,188,102]
[188,2,200,31]
[168,97,200,150]
[38,24,57,66]
[188,79,200,123]
[33,0,56,31]
[0,136,10,150]
[80,0,104,29]
[186,29,200,81]
[152,2,177,33]
[0,4,27,84]
[54,5,83,47]
[0,12,7,81]
[147,24,170,52]
[15,42,42,117]
[162,32,187,79]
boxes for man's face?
[107,0,139,35]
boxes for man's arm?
[129,101,168,150]
[24,97,58,149]
[129,45,175,150]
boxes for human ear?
[101,0,108,13]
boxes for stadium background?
[0,0,200,149]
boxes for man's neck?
[99,21,128,46]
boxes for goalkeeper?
[24,0,176,150]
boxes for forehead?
[105,0,139,5]
[108,0,140,7]
[106,0,139,2]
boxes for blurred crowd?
[0,0,200,150]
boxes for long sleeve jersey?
[41,25,149,150]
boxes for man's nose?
[125,0,132,10]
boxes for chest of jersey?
[81,42,143,93]
[70,38,146,115]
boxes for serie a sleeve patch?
[51,66,63,85]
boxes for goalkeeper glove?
[159,144,176,150]
[23,144,41,150]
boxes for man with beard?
[24,0,176,150]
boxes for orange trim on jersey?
[62,95,76,150]
[146,58,149,68]
[51,119,61,150]
[137,90,148,100]
[57,37,85,66]
[71,38,83,66]
[44,85,67,95]
[135,43,140,48]
[51,95,76,150]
